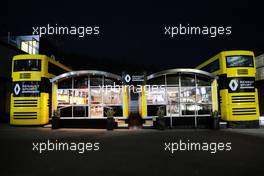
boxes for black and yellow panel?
[10,93,49,125]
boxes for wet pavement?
[0,123,264,176]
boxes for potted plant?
[52,109,60,129]
[105,107,115,130]
[211,110,219,129]
[157,106,166,130]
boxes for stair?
[116,119,129,128]
[130,100,138,113]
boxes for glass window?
[104,77,121,86]
[196,76,211,86]
[21,40,38,54]
[90,76,103,86]
[73,106,88,117]
[72,90,89,105]
[147,105,166,116]
[148,76,165,85]
[181,75,195,86]
[14,59,41,72]
[181,104,196,115]
[58,78,72,89]
[197,104,212,115]
[90,105,103,117]
[91,88,102,104]
[167,104,180,116]
[166,87,179,104]
[103,106,123,117]
[166,75,179,85]
[58,106,72,117]
[166,87,180,116]
[57,89,73,105]
[146,87,166,105]
[226,55,254,67]
[74,76,88,89]
[196,87,212,104]
[200,59,220,73]
[180,87,196,103]
[103,89,122,105]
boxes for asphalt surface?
[0,124,264,176]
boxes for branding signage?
[122,72,146,85]
[13,82,40,96]
[14,83,21,96]
[228,77,255,92]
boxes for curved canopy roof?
[50,70,121,83]
[147,68,216,80]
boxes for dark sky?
[2,0,264,74]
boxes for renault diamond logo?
[229,79,238,91]
[124,74,131,83]
[14,83,21,95]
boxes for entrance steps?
[116,119,129,128]
[142,120,154,128]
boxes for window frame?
[13,59,42,72]
[200,59,220,73]
[226,55,254,68]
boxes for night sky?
[3,0,264,74]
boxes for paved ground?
[0,123,264,176]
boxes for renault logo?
[229,79,238,91]
[124,74,131,83]
[14,83,21,95]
